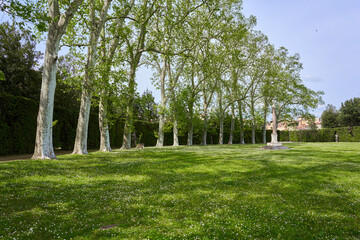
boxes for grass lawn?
[0,143,359,239]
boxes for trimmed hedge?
[0,93,100,155]
[0,93,37,155]
[280,127,360,143]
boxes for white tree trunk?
[73,88,92,154]
[238,100,245,144]
[202,101,208,145]
[32,38,58,159]
[121,128,132,149]
[219,116,224,145]
[187,124,193,146]
[262,104,268,144]
[73,0,111,155]
[32,0,83,159]
[173,116,179,146]
[156,114,165,147]
[121,66,136,150]
[228,104,235,145]
[99,94,112,151]
[187,101,194,146]
[156,59,167,147]
[251,102,256,144]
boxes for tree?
[29,0,84,159]
[96,1,134,152]
[120,0,159,149]
[339,98,360,127]
[72,0,112,155]
[0,22,42,100]
[321,104,339,128]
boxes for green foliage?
[0,22,42,100]
[283,126,360,143]
[1,143,360,239]
[0,93,37,155]
[0,70,5,81]
[321,104,340,128]
[0,93,100,155]
[339,97,360,127]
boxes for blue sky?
[241,0,360,115]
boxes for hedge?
[0,93,100,155]
[280,127,360,143]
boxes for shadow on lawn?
[0,145,359,239]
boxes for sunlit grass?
[1,143,360,239]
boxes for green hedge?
[0,93,38,155]
[0,93,100,155]
[279,127,360,143]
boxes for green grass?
[1,143,360,239]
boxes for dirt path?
[0,149,97,162]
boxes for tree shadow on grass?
[0,144,359,239]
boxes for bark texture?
[238,100,245,144]
[99,93,111,151]
[73,0,112,154]
[156,59,167,147]
[173,116,179,146]
[32,0,84,159]
[228,104,235,145]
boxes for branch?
[58,0,84,32]
[60,43,88,49]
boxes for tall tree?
[0,22,42,100]
[121,0,159,149]
[97,0,134,152]
[73,0,112,155]
[321,104,339,128]
[19,0,84,159]
[339,98,360,127]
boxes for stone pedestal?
[271,133,278,143]
[263,133,289,150]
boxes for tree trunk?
[32,0,84,159]
[251,123,256,144]
[262,104,268,144]
[73,47,95,154]
[121,120,132,149]
[122,65,136,149]
[156,114,165,147]
[173,115,179,146]
[99,93,111,151]
[218,89,223,145]
[202,102,208,145]
[156,59,167,147]
[238,100,245,144]
[171,94,179,146]
[32,28,60,159]
[219,116,224,145]
[73,88,92,154]
[187,124,193,146]
[251,101,256,144]
[187,100,194,146]
[73,0,111,154]
[228,104,235,145]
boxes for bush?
[0,93,37,155]
[284,127,360,143]
[0,93,101,155]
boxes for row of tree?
[2,0,323,159]
[321,98,360,128]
